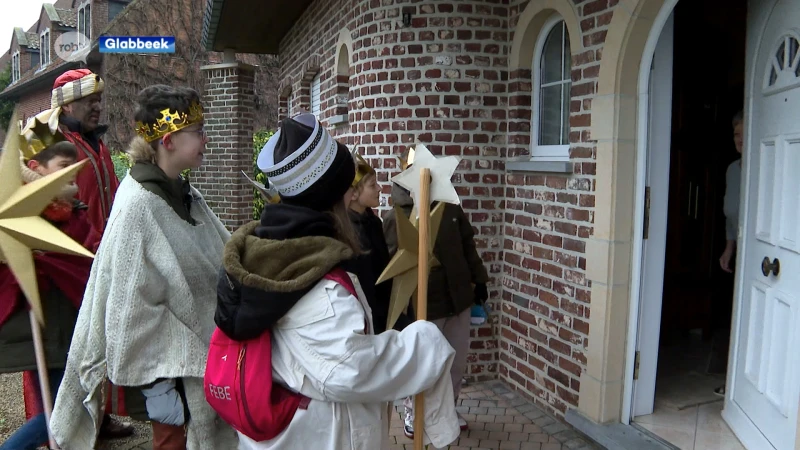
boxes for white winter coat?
[237,273,461,450]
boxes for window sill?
[329,114,349,126]
[506,158,573,174]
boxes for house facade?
[204,0,800,449]
[0,0,128,122]
[0,0,283,231]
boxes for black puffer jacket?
[383,184,489,321]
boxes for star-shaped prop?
[377,203,445,330]
[392,143,461,209]
[0,110,94,325]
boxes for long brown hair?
[327,199,363,255]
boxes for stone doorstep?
[564,409,679,450]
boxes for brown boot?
[151,421,188,450]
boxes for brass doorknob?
[761,257,780,277]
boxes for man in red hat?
[21,68,132,439]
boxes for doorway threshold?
[565,409,680,450]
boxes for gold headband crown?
[351,147,376,187]
[135,100,204,142]
[398,146,416,171]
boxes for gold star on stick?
[377,202,445,330]
[0,110,94,326]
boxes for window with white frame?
[310,74,322,118]
[531,17,572,160]
[78,1,92,44]
[11,51,20,83]
[40,29,51,67]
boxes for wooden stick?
[29,312,59,449]
[413,168,431,450]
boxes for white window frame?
[40,28,51,67]
[530,15,572,161]
[11,51,20,83]
[310,74,322,118]
[77,1,92,44]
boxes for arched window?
[532,17,571,160]
[764,33,800,94]
[330,42,351,126]
[310,73,322,118]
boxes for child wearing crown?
[0,122,101,450]
[384,146,490,439]
[50,85,237,450]
[343,150,413,333]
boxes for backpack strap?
[323,268,370,334]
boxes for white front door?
[725,1,800,448]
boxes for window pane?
[541,24,564,84]
[539,84,562,145]
[562,24,571,78]
[561,83,570,145]
[85,5,91,39]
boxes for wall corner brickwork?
[196,63,256,231]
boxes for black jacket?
[344,208,405,333]
[383,184,489,321]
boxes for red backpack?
[204,268,359,442]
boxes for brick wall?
[17,89,52,123]
[277,0,508,382]
[195,64,256,230]
[275,0,623,418]
[498,0,611,416]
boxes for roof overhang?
[0,59,82,101]
[202,0,314,54]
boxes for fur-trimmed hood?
[215,220,354,341]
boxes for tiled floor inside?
[633,330,745,450]
[635,402,744,450]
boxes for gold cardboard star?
[0,110,94,326]
[392,143,461,209]
[377,203,445,330]
[21,116,68,159]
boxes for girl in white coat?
[215,113,461,450]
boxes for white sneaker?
[403,407,414,438]
[458,413,469,431]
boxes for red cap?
[53,69,94,90]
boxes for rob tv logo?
[99,36,175,54]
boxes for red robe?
[3,200,100,421]
[61,127,120,234]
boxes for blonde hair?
[353,171,376,192]
[126,135,158,164]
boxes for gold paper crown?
[135,101,204,143]
[21,117,69,160]
[398,146,416,171]
[351,147,376,187]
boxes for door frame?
[621,0,679,425]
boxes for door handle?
[761,257,780,277]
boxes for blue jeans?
[0,369,64,450]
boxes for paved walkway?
[110,381,599,450]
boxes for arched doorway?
[583,0,800,448]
